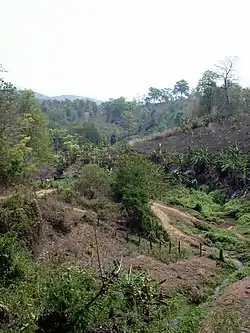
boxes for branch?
[94,225,103,279]
[0,64,7,73]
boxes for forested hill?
[35,92,103,104]
[36,57,250,148]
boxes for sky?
[1,0,250,101]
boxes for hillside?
[1,60,250,332]
[35,92,103,104]
[129,115,250,154]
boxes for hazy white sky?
[1,0,250,100]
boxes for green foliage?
[161,186,223,221]
[0,194,39,236]
[224,199,250,219]
[0,233,30,287]
[228,264,250,284]
[72,122,103,144]
[216,147,245,176]
[173,79,190,98]
[185,148,212,172]
[203,227,245,250]
[196,70,218,115]
[236,213,250,235]
[173,221,198,236]
[0,83,53,184]
[76,164,112,197]
[114,153,167,240]
[0,255,171,333]
[19,90,53,164]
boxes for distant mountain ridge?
[35,92,103,105]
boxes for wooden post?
[178,241,181,256]
[219,249,224,261]
[94,226,103,278]
[169,241,172,254]
[199,243,202,257]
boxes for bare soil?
[123,255,218,291]
[35,197,221,295]
[151,201,201,248]
[0,188,56,201]
[130,117,250,154]
[210,277,250,332]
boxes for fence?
[91,219,224,268]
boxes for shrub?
[39,197,75,234]
[162,186,223,222]
[203,227,244,249]
[0,233,30,287]
[0,194,39,234]
[114,153,167,240]
[224,199,250,219]
[236,213,250,235]
[75,164,112,198]
[0,193,41,250]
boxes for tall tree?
[160,88,173,102]
[173,79,189,98]
[241,87,250,113]
[146,87,163,103]
[0,81,52,184]
[196,70,218,115]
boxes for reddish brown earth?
[35,195,220,294]
[200,277,250,333]
[123,255,218,291]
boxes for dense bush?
[0,252,171,333]
[114,153,168,240]
[0,233,30,287]
[0,193,41,250]
[236,213,250,235]
[75,163,112,198]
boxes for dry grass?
[130,116,250,154]
[198,276,250,332]
[129,126,183,147]
[123,255,218,292]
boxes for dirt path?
[151,201,202,248]
[227,226,245,239]
[0,188,57,201]
[151,201,245,252]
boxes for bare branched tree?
[0,64,7,73]
[215,56,237,115]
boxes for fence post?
[178,241,181,257]
[199,243,202,257]
[169,241,172,254]
[219,249,224,261]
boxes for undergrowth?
[160,185,223,222]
